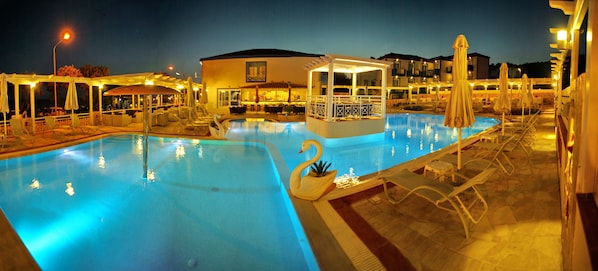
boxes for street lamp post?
[167,65,188,105]
[52,31,72,114]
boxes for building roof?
[468,52,490,59]
[429,55,453,61]
[200,49,323,61]
[380,52,489,62]
[378,53,424,61]
[305,54,391,73]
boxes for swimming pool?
[0,113,497,270]
[0,137,317,271]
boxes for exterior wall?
[201,56,319,113]
[551,0,598,269]
[439,59,453,82]
[381,54,489,89]
[306,117,385,138]
[471,55,490,79]
[438,59,453,82]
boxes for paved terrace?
[0,108,561,270]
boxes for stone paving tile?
[348,109,562,270]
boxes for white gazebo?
[304,54,391,138]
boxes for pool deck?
[0,109,561,270]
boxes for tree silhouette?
[79,64,110,77]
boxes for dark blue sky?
[0,0,567,80]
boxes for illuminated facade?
[378,52,490,87]
[549,0,598,269]
[199,49,322,114]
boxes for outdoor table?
[480,133,498,143]
[424,160,455,183]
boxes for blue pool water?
[0,113,497,270]
[227,113,499,187]
[0,138,316,271]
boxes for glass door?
[217,89,241,108]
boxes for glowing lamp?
[62,31,71,41]
[557,30,567,41]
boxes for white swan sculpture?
[290,139,337,201]
[209,114,227,139]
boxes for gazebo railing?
[307,95,383,121]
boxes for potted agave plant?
[308,160,332,177]
[303,160,338,197]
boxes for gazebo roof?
[2,72,201,91]
[304,54,391,74]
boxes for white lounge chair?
[43,116,71,138]
[439,135,516,176]
[9,118,35,145]
[381,167,497,238]
[170,113,208,133]
[71,114,102,134]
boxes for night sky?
[0,0,568,79]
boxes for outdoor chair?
[504,109,539,134]
[71,114,102,134]
[439,135,516,176]
[189,107,212,122]
[171,113,208,133]
[474,122,536,170]
[381,167,497,238]
[9,118,35,145]
[43,116,71,138]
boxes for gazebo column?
[88,84,94,125]
[306,70,314,98]
[326,61,334,122]
[351,72,357,98]
[14,83,20,116]
[98,86,103,125]
[307,71,313,114]
[29,83,36,133]
[381,67,387,116]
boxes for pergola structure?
[304,54,391,138]
[2,72,202,133]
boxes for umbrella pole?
[501,112,505,136]
[3,112,6,136]
[457,128,462,171]
[521,107,524,123]
[143,95,150,179]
